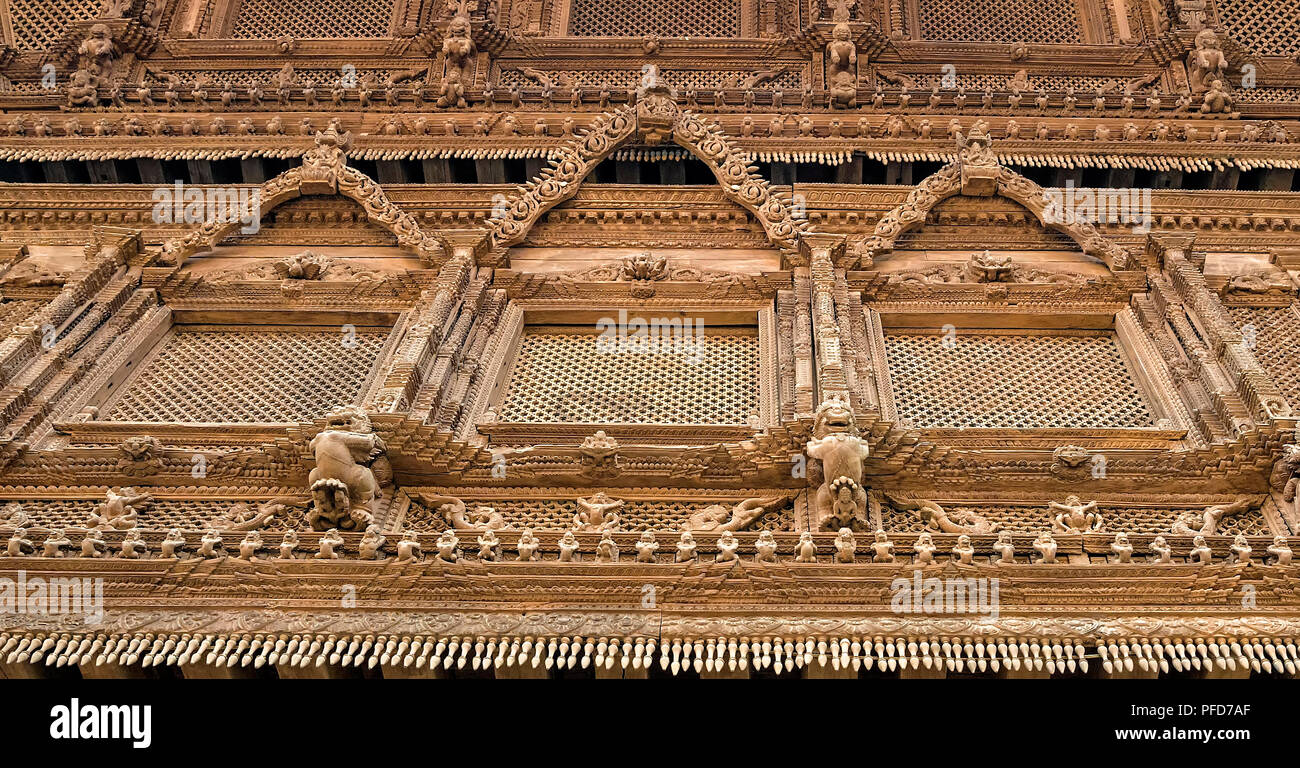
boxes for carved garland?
[860,163,1131,269]
[487,99,809,259]
[158,129,445,266]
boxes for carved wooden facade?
[0,0,1298,679]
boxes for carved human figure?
[1050,496,1102,535]
[278,530,299,560]
[359,525,386,560]
[574,492,624,532]
[715,531,740,562]
[871,530,894,563]
[1271,445,1300,503]
[161,529,186,559]
[5,528,34,557]
[1172,497,1252,536]
[76,24,117,88]
[308,406,389,531]
[1230,534,1252,564]
[1033,531,1058,564]
[834,528,856,563]
[1185,29,1227,95]
[805,397,871,530]
[1111,532,1133,563]
[754,530,779,563]
[477,529,500,561]
[952,534,974,565]
[42,529,70,558]
[558,530,580,562]
[439,12,476,104]
[1200,79,1232,114]
[198,529,225,558]
[579,430,620,474]
[635,530,659,562]
[913,532,936,565]
[435,530,460,563]
[595,531,619,563]
[116,529,145,559]
[682,497,787,532]
[993,530,1015,564]
[89,487,151,531]
[825,23,858,109]
[516,529,540,561]
[81,529,108,558]
[1191,534,1212,564]
[393,530,421,562]
[794,531,818,563]
[1267,536,1293,566]
[237,532,262,561]
[676,531,698,563]
[1149,535,1172,564]
[314,529,344,560]
[887,495,1000,535]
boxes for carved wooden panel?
[1216,0,1300,58]
[227,0,396,38]
[102,326,389,423]
[405,495,796,531]
[914,0,1085,43]
[496,329,759,425]
[566,0,741,37]
[5,0,101,51]
[879,502,1272,536]
[883,331,1155,429]
[0,498,297,531]
[1229,304,1300,410]
[0,298,43,338]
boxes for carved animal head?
[813,397,858,438]
[322,404,372,434]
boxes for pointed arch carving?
[861,163,1134,271]
[159,128,444,266]
[487,87,810,260]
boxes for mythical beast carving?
[805,397,871,531]
[307,406,391,531]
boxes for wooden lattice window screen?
[914,0,1084,43]
[1215,0,1300,57]
[566,0,741,37]
[227,0,396,38]
[5,0,101,51]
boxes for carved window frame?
[459,295,781,445]
[863,303,1194,448]
[903,0,1114,44]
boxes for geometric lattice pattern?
[404,497,795,532]
[1217,0,1300,57]
[0,498,297,532]
[568,0,740,37]
[103,327,387,423]
[916,0,1083,42]
[1229,305,1300,411]
[6,0,101,51]
[229,0,394,38]
[885,333,1154,429]
[879,502,1271,536]
[498,331,758,425]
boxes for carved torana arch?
[159,128,445,267]
[488,84,810,260]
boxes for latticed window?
[567,0,741,37]
[915,0,1083,43]
[884,332,1154,429]
[228,0,395,39]
[5,0,101,51]
[1216,0,1300,58]
[1229,304,1300,410]
[102,326,388,423]
[497,329,759,425]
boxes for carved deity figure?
[635,530,659,562]
[1200,79,1232,114]
[1111,533,1134,563]
[913,532,936,565]
[89,487,151,531]
[1172,497,1252,536]
[5,528,34,557]
[198,529,225,558]
[1271,445,1300,503]
[236,531,262,560]
[754,529,779,563]
[676,531,698,562]
[279,530,299,559]
[595,531,619,562]
[1191,534,1212,564]
[794,531,818,563]
[964,251,1014,283]
[1050,496,1102,534]
[825,23,858,109]
[1150,535,1172,564]
[682,497,787,532]
[951,534,974,565]
[993,530,1015,564]
[435,530,460,563]
[886,495,1000,535]
[1033,531,1058,564]
[833,528,856,563]
[477,529,501,561]
[76,24,117,87]
[1230,534,1252,564]
[216,499,299,532]
[307,406,390,531]
[42,530,70,558]
[315,529,344,560]
[558,530,580,562]
[516,529,540,561]
[574,492,624,531]
[396,530,423,562]
[1267,536,1293,566]
[715,531,740,562]
[161,529,186,559]
[871,530,894,563]
[359,525,387,560]
[805,397,871,531]
[579,430,621,475]
[81,529,108,558]
[439,12,476,106]
[119,530,147,559]
[1186,29,1227,95]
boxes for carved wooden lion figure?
[307,406,390,531]
[805,397,870,530]
[1272,445,1300,503]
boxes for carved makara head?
[275,250,330,280]
[1052,444,1091,468]
[620,252,669,281]
[813,396,858,438]
[118,435,161,461]
[323,404,372,434]
[966,250,1014,282]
